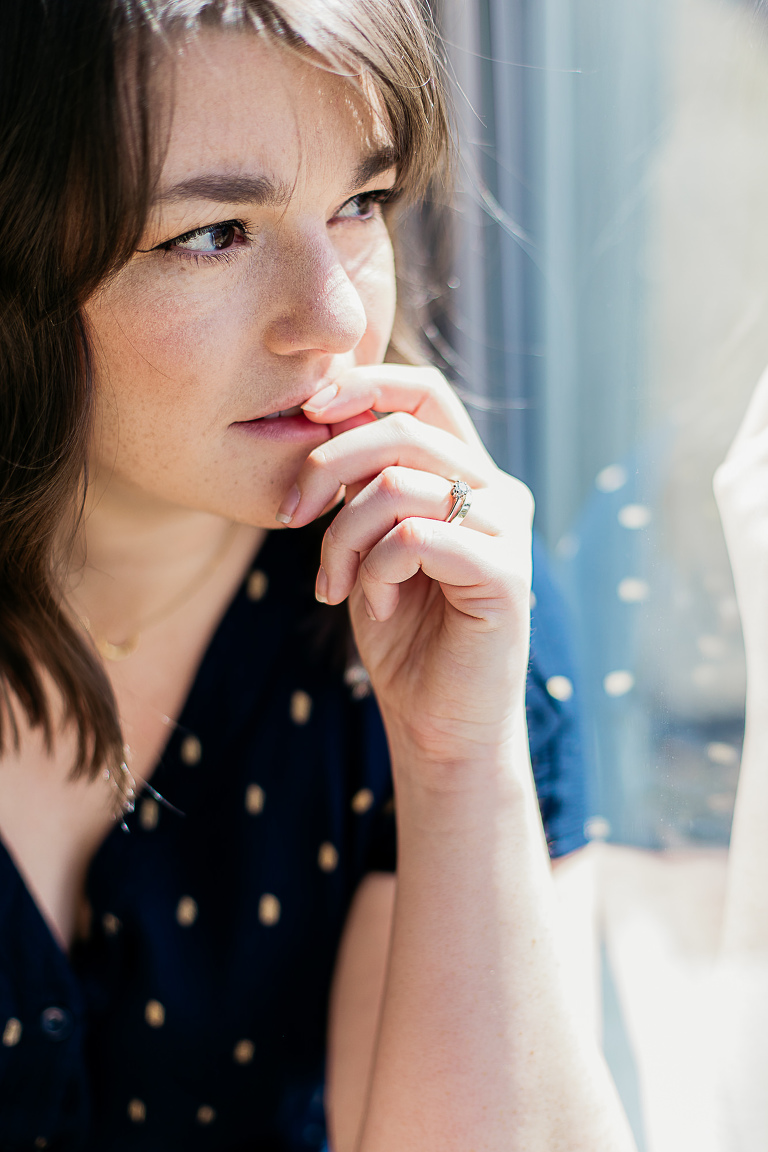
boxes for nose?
[262,232,368,358]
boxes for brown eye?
[333,194,379,222]
[172,223,239,253]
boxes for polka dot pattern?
[233,1038,255,1065]
[145,1000,165,1028]
[246,569,269,601]
[180,735,202,765]
[617,503,652,530]
[258,894,281,926]
[139,798,159,831]
[245,783,265,815]
[290,690,312,726]
[546,675,573,702]
[351,788,374,814]
[595,463,628,493]
[317,842,338,872]
[2,1017,21,1047]
[176,896,198,927]
[603,670,635,697]
[102,913,121,936]
[127,1099,146,1123]
[617,577,650,603]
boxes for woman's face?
[85,30,398,524]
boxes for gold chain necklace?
[78,521,240,662]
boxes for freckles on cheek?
[104,295,236,399]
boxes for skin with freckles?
[86,30,397,524]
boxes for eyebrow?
[152,146,399,209]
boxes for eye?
[332,190,393,223]
[167,221,242,253]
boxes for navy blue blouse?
[0,525,587,1151]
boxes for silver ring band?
[446,479,472,524]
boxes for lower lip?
[232,413,331,442]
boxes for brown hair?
[0,0,450,778]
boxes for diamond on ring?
[446,479,472,524]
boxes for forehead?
[151,29,393,193]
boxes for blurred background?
[430,0,768,1146]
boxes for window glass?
[439,0,768,1144]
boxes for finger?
[358,516,530,622]
[280,412,491,528]
[302,363,485,448]
[328,410,378,437]
[319,468,499,604]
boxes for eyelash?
[153,189,398,266]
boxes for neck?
[67,471,264,647]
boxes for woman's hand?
[714,364,768,661]
[279,364,533,776]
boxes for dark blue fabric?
[0,526,587,1151]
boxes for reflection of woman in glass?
[0,2,633,1147]
[714,369,768,1147]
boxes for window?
[438,0,768,1144]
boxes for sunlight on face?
[85,29,398,525]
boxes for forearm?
[357,713,634,1152]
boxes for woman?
[0,1,633,1149]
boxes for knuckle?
[377,465,405,502]
[389,410,418,438]
[397,515,429,550]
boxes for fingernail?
[302,383,339,413]
[364,596,377,621]
[315,566,328,603]
[275,485,300,524]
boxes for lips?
[259,405,303,421]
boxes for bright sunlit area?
[435,0,768,1145]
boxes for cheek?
[86,278,240,411]
[342,231,397,364]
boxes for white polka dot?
[529,591,537,610]
[145,1000,165,1028]
[127,1099,146,1123]
[233,1038,255,1064]
[247,569,268,601]
[139,797,159,831]
[351,788,374,814]
[719,597,740,624]
[707,792,734,814]
[617,578,650,603]
[290,690,312,725]
[196,1105,216,1125]
[258,894,281,926]
[595,464,628,493]
[102,913,121,936]
[603,670,635,697]
[692,664,718,688]
[176,896,198,927]
[2,1017,22,1047]
[707,742,739,766]
[618,504,652,530]
[584,816,611,841]
[318,842,339,872]
[555,533,580,559]
[245,783,265,815]
[546,675,573,702]
[698,635,725,660]
[180,735,202,765]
